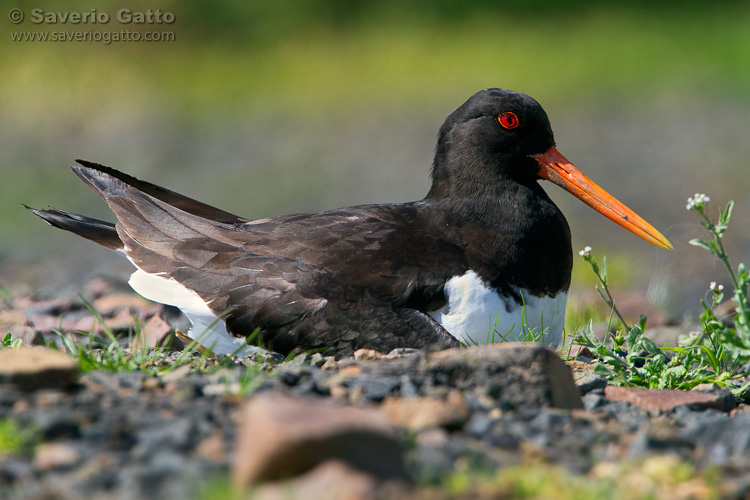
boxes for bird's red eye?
[498,112,519,130]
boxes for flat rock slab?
[233,393,409,488]
[604,385,736,413]
[0,347,78,390]
[423,343,584,410]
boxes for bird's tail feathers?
[24,205,122,251]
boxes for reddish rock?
[381,393,470,431]
[249,460,404,500]
[131,313,175,350]
[604,385,735,413]
[233,394,408,488]
[0,347,78,390]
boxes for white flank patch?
[429,270,567,347]
[128,269,265,357]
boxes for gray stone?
[574,372,608,395]
[422,343,584,410]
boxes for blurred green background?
[2,0,749,321]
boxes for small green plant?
[1,332,24,349]
[574,242,746,392]
[0,419,36,454]
[684,194,750,368]
[50,297,214,376]
[43,297,285,396]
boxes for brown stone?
[33,442,81,470]
[233,394,409,488]
[194,431,227,462]
[92,293,150,315]
[131,313,175,350]
[250,459,414,500]
[425,343,584,410]
[0,347,78,390]
[0,309,30,328]
[249,460,386,500]
[103,308,139,330]
[354,349,388,361]
[381,393,471,431]
[3,326,38,346]
[338,364,363,377]
[604,385,735,413]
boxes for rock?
[233,394,409,487]
[381,393,471,431]
[14,296,73,316]
[604,385,736,413]
[103,308,139,331]
[687,413,750,461]
[33,442,81,470]
[194,431,226,462]
[354,349,388,361]
[351,375,401,402]
[423,343,584,410]
[0,309,31,328]
[249,460,391,500]
[0,347,78,390]
[131,313,175,350]
[574,372,608,395]
[565,344,595,360]
[92,293,150,315]
[3,325,39,346]
[26,313,63,334]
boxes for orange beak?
[532,146,673,250]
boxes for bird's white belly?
[429,270,567,347]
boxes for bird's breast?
[428,270,567,347]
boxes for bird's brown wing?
[73,162,464,355]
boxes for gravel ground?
[2,276,750,499]
[2,346,750,500]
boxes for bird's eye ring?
[498,112,519,130]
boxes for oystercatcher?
[28,89,672,357]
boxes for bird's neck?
[424,155,573,297]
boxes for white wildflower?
[578,246,592,257]
[686,193,710,211]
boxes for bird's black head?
[428,88,556,199]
